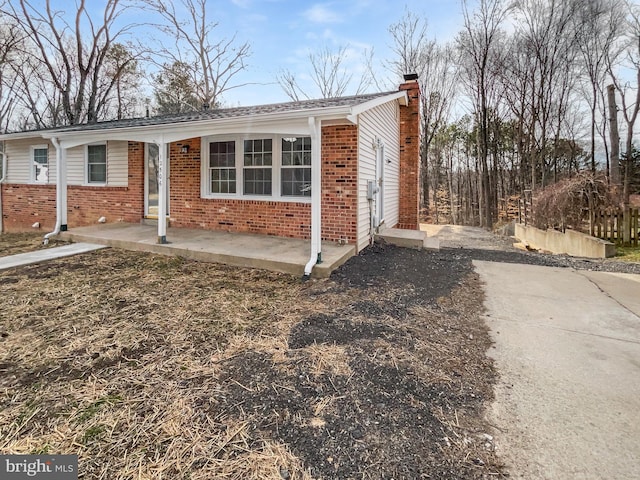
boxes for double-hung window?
[87,144,107,184]
[281,137,311,197]
[210,141,236,194]
[32,146,49,183]
[203,135,312,200]
[243,139,272,195]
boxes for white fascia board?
[42,107,355,148]
[346,91,407,124]
[0,131,49,141]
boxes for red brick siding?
[1,142,144,232]
[167,130,358,243]
[1,184,57,232]
[320,125,358,244]
[398,80,421,230]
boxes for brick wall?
[1,142,144,233]
[398,79,421,230]
[1,184,57,232]
[168,128,358,244]
[320,125,358,244]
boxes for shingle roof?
[17,91,399,136]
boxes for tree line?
[1,0,639,231]
[388,0,640,228]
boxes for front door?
[144,143,169,217]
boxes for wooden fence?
[591,208,639,246]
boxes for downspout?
[43,137,66,244]
[303,116,322,278]
[0,144,6,233]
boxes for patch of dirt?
[0,232,69,257]
[0,245,504,479]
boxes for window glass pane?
[210,141,235,168]
[244,168,272,195]
[87,145,106,183]
[210,167,236,194]
[33,148,48,182]
[281,167,311,197]
[33,148,48,164]
[89,164,107,183]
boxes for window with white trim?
[281,137,311,197]
[32,145,49,183]
[243,138,272,195]
[87,144,107,184]
[202,135,312,200]
[210,141,236,194]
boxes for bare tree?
[510,0,579,190]
[144,0,250,110]
[2,0,140,127]
[457,0,509,228]
[574,0,625,174]
[609,1,640,209]
[104,43,144,120]
[277,45,371,101]
[0,19,22,132]
[387,9,432,79]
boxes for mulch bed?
[0,242,504,479]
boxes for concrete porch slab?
[59,223,355,278]
[376,227,440,250]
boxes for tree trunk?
[608,84,621,187]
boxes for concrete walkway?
[0,243,107,270]
[476,260,640,480]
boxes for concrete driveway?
[475,261,640,479]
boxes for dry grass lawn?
[0,232,69,257]
[0,236,502,479]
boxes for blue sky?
[196,0,467,106]
[49,0,468,108]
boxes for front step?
[375,228,439,250]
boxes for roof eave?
[0,91,407,144]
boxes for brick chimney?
[398,73,421,230]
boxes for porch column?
[59,144,68,231]
[156,139,168,244]
[304,116,322,277]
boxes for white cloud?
[231,0,251,8]
[303,3,343,24]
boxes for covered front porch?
[59,223,356,278]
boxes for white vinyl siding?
[105,141,128,186]
[4,139,56,184]
[68,141,129,186]
[357,101,400,252]
[5,139,128,187]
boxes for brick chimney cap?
[403,73,419,81]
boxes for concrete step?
[376,228,439,250]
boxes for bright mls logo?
[0,455,77,479]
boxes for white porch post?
[156,139,168,244]
[304,116,322,277]
[60,145,68,231]
[44,137,67,243]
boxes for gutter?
[0,144,6,233]
[303,116,322,278]
[43,137,66,244]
